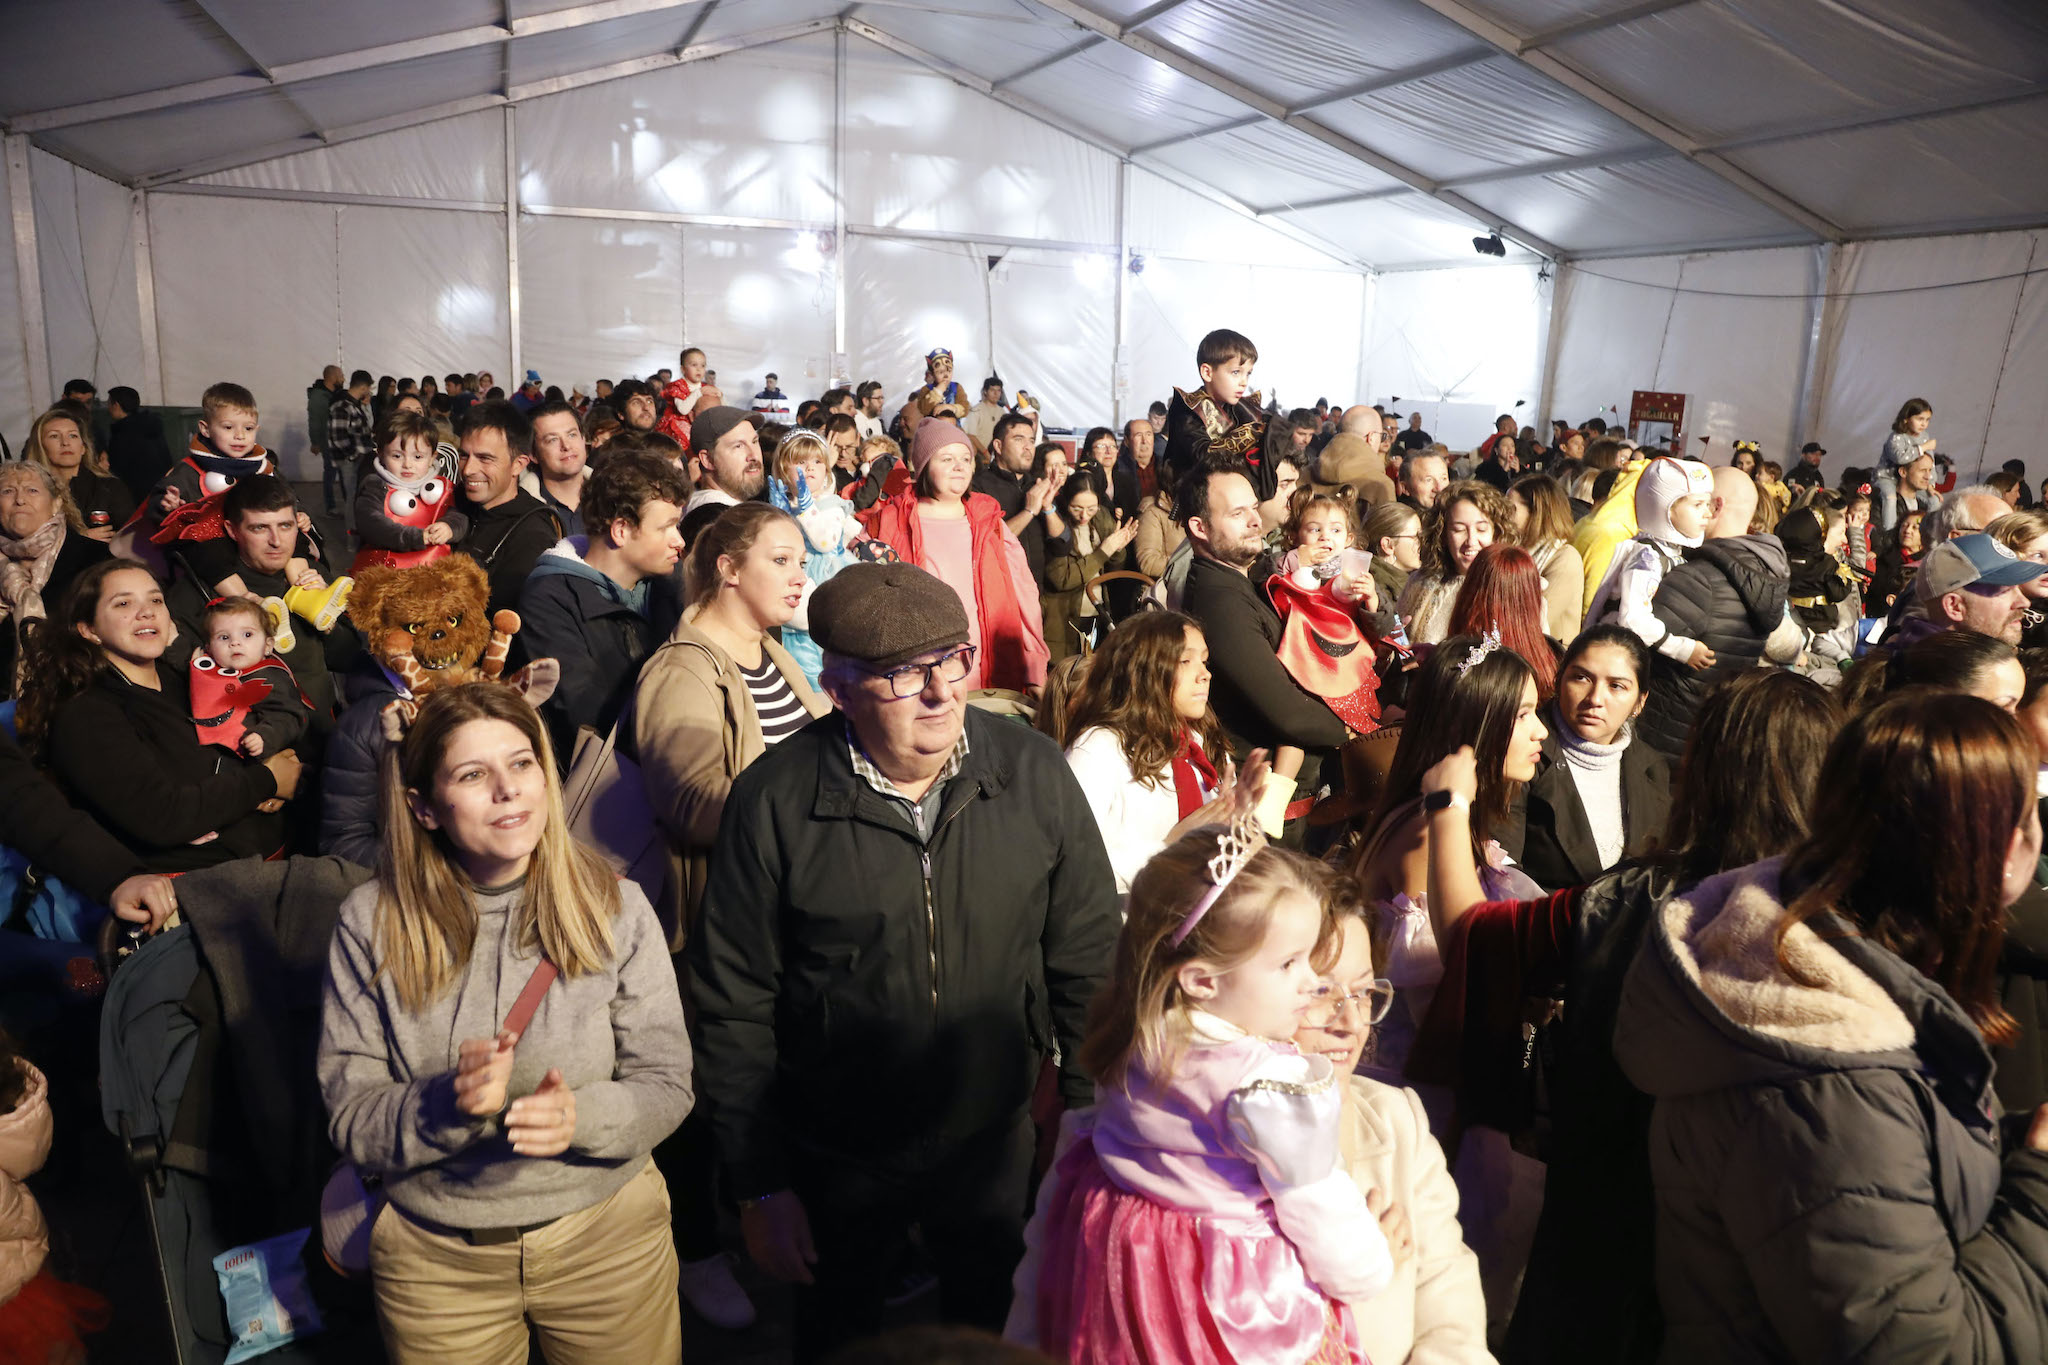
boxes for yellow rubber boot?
[285,576,354,633]
[261,597,297,655]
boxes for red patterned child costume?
[1265,551,1381,735]
[656,376,702,447]
[190,650,315,756]
[138,437,275,545]
[349,463,468,573]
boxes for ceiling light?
[1472,233,1507,258]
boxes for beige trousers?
[369,1159,681,1365]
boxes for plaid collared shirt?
[846,718,969,832]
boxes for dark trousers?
[791,1112,1035,1362]
[649,1102,725,1263]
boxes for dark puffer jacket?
[688,707,1119,1197]
[1615,857,2048,1363]
[316,659,400,868]
[1635,535,1787,765]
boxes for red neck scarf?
[1170,730,1220,818]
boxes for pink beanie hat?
[910,417,971,474]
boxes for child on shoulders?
[1162,328,1271,498]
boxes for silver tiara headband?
[1456,627,1503,678]
[1171,809,1266,946]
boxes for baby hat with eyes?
[1634,457,1716,548]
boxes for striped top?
[739,653,809,745]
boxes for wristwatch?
[1422,789,1470,813]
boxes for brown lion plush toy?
[345,555,558,736]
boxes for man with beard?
[680,406,766,545]
[1177,460,1348,844]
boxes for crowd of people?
[5,328,2048,1365]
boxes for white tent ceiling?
[5,0,2045,269]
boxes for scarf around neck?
[1551,701,1631,774]
[0,514,66,687]
[1170,729,1220,819]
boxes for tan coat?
[1340,1076,1494,1365]
[0,1063,52,1304]
[1530,540,1586,642]
[633,612,829,949]
[1134,495,1183,580]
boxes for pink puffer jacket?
[0,1063,52,1304]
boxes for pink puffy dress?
[1008,1013,1393,1364]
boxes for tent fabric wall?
[122,30,1366,465]
[1126,258,1366,424]
[1547,248,1814,466]
[31,150,144,425]
[1547,230,2048,481]
[1363,263,1546,452]
[148,191,510,479]
[0,152,31,450]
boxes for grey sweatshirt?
[318,876,692,1228]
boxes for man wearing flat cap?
[688,560,1118,1360]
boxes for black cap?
[1801,442,1826,455]
[689,406,762,456]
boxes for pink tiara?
[1171,810,1266,946]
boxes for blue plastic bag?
[214,1227,324,1363]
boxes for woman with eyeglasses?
[1293,904,1491,1364]
[1409,670,1842,1364]
[631,500,830,1331]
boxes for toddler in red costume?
[350,407,467,573]
[657,346,715,447]
[1267,488,1382,736]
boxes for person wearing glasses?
[687,560,1118,1361]
[631,499,829,1331]
[1293,904,1491,1365]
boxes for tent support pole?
[132,190,165,405]
[1798,243,1849,450]
[505,106,521,388]
[833,23,847,377]
[1113,159,1129,430]
[1536,263,1567,433]
[6,136,51,410]
[1356,269,1375,410]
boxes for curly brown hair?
[1063,610,1229,792]
[1419,480,1515,582]
[15,558,157,758]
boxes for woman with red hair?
[1448,543,1558,699]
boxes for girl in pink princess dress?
[1008,805,1395,1364]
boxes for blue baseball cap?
[1918,532,2048,600]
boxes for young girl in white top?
[1009,812,1395,1363]
[1586,457,1715,669]
[1063,611,1238,901]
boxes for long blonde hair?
[375,683,622,1014]
[28,406,111,478]
[1079,830,1347,1092]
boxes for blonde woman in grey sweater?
[318,682,692,1364]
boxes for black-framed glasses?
[1305,978,1395,1027]
[871,645,977,698]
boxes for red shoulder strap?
[501,959,558,1038]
